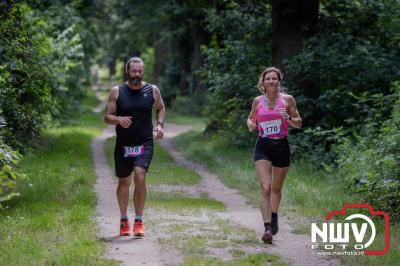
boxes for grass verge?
[165,110,206,131]
[147,191,225,212]
[0,91,117,265]
[173,131,400,266]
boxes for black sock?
[135,218,142,223]
[264,222,271,230]
[272,212,278,219]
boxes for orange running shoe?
[120,219,130,236]
[133,220,144,237]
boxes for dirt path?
[158,123,341,266]
[92,125,164,265]
[91,111,340,265]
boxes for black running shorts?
[254,137,290,167]
[114,138,153,178]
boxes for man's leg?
[117,175,132,216]
[133,166,147,236]
[117,175,132,236]
[133,166,147,216]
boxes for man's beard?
[129,76,142,85]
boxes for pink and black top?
[257,93,289,139]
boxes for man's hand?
[154,124,164,139]
[118,116,132,128]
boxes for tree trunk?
[108,59,116,81]
[271,0,319,72]
[154,42,166,86]
[271,0,319,99]
[179,37,191,95]
[192,19,212,95]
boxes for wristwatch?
[157,121,164,128]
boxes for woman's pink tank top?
[257,93,289,139]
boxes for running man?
[104,57,165,237]
[247,67,302,243]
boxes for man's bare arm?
[153,85,165,126]
[104,86,132,128]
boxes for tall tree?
[271,0,319,72]
[271,0,320,126]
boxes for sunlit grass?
[182,253,287,266]
[156,216,286,265]
[147,191,225,212]
[0,93,116,265]
[166,110,206,131]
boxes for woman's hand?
[247,118,257,131]
[278,107,291,120]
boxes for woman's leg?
[255,160,273,223]
[270,166,289,235]
[256,159,274,243]
[271,166,289,212]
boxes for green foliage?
[202,1,272,146]
[337,82,400,219]
[0,4,53,148]
[0,1,102,202]
[97,0,214,110]
[200,0,400,219]
[33,1,102,119]
[170,95,204,116]
[284,0,400,163]
[0,2,100,148]
[201,0,400,159]
[0,107,20,203]
[0,140,20,203]
[288,126,346,167]
[0,108,115,265]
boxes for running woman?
[247,67,302,243]
[104,57,165,237]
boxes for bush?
[337,82,400,219]
[170,94,205,116]
[288,126,346,168]
[0,3,54,149]
[202,2,272,146]
[0,2,99,202]
[0,115,20,202]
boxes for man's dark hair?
[125,57,144,71]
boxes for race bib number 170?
[260,120,281,136]
[123,145,144,157]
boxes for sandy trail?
[91,112,340,265]
[92,125,164,265]
[157,123,340,266]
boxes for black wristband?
[157,121,164,128]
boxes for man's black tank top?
[116,82,154,145]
